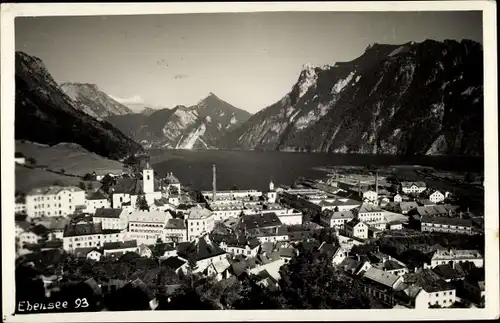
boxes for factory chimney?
[212,164,217,202]
[375,171,379,197]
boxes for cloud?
[173,74,188,80]
[109,94,145,105]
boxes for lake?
[149,149,484,191]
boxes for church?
[111,162,180,210]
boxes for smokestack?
[375,171,379,198]
[212,164,216,202]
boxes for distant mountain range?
[221,39,484,156]
[105,93,252,149]
[15,52,143,160]
[14,39,484,159]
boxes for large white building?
[126,210,172,245]
[201,189,263,202]
[355,204,387,230]
[429,190,445,204]
[400,182,426,195]
[186,206,215,241]
[362,190,378,205]
[163,218,187,243]
[62,219,123,252]
[320,210,354,230]
[111,163,163,209]
[26,186,86,218]
[426,249,484,269]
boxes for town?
[14,155,485,312]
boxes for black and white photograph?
[1,1,498,322]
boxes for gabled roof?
[401,181,426,188]
[128,210,171,223]
[63,221,102,237]
[323,210,354,220]
[407,269,455,293]
[161,256,187,270]
[278,247,296,258]
[94,208,123,219]
[363,267,400,288]
[239,213,282,230]
[88,190,108,200]
[187,205,213,220]
[28,186,83,196]
[318,242,339,255]
[74,247,100,258]
[358,204,383,213]
[177,234,226,261]
[103,240,138,250]
[432,264,464,280]
[163,172,180,184]
[165,218,186,229]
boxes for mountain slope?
[224,39,483,156]
[106,93,251,149]
[60,83,134,119]
[15,51,143,160]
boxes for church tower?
[269,179,275,192]
[143,161,154,194]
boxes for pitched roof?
[373,259,407,271]
[432,264,464,280]
[408,269,455,293]
[318,242,339,255]
[63,221,102,237]
[187,205,213,220]
[128,210,171,223]
[323,210,354,220]
[363,267,400,288]
[165,218,186,229]
[94,208,123,219]
[260,242,274,254]
[278,247,296,258]
[239,213,282,230]
[28,186,83,196]
[163,172,180,184]
[32,217,69,231]
[176,234,226,261]
[358,204,383,213]
[401,181,426,188]
[231,260,250,276]
[74,247,99,258]
[161,256,187,270]
[88,190,108,200]
[103,240,137,250]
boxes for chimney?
[375,171,379,197]
[212,164,216,202]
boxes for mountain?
[223,39,483,156]
[15,51,143,160]
[106,93,252,149]
[140,107,157,116]
[60,83,134,119]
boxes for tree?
[136,194,150,211]
[60,168,66,174]
[26,157,36,165]
[52,180,64,186]
[78,181,86,190]
[83,173,94,181]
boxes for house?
[162,172,182,194]
[319,210,354,230]
[400,182,426,195]
[32,216,70,240]
[386,221,404,231]
[138,243,153,258]
[355,204,386,230]
[26,186,86,218]
[206,258,232,281]
[62,219,123,252]
[411,204,460,218]
[429,190,445,204]
[393,194,402,203]
[219,236,261,258]
[359,267,405,306]
[176,234,228,273]
[368,226,383,239]
[74,247,103,261]
[150,197,176,212]
[186,206,215,241]
[431,264,468,282]
[405,269,456,308]
[370,254,409,277]
[420,216,473,235]
[127,210,172,245]
[163,218,187,243]
[237,213,287,243]
[161,256,189,275]
[345,219,369,240]
[278,247,297,263]
[318,242,350,266]
[378,196,390,207]
[425,249,483,269]
[85,191,111,214]
[362,190,378,204]
[102,240,139,257]
[18,228,46,247]
[15,195,27,214]
[397,202,419,215]
[93,208,127,230]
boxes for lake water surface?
[150,149,483,191]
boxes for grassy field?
[16,141,123,176]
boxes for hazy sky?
[16,11,482,113]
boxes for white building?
[393,194,402,203]
[426,249,484,269]
[345,219,369,240]
[85,191,111,214]
[429,190,445,204]
[102,240,139,257]
[93,208,128,230]
[266,181,277,203]
[219,238,261,258]
[400,182,426,195]
[320,210,354,230]
[62,220,123,252]
[111,164,163,209]
[15,196,27,214]
[356,204,387,230]
[127,210,172,245]
[201,189,263,202]
[26,186,86,218]
[410,270,457,309]
[163,218,187,243]
[186,206,215,241]
[362,190,378,204]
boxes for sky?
[15,11,482,113]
